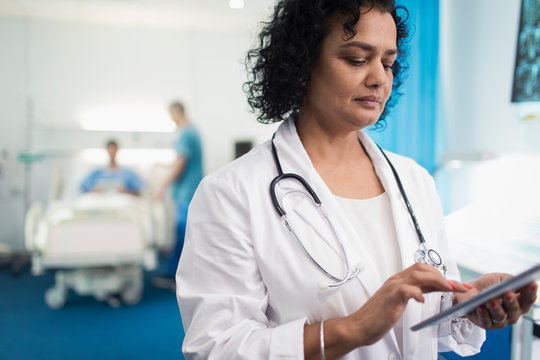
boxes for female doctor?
[176,0,538,359]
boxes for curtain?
[367,0,440,174]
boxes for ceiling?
[0,0,276,29]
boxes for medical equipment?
[270,136,444,288]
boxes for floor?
[0,261,185,360]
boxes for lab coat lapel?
[359,132,430,358]
[358,132,419,270]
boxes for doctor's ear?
[300,74,310,87]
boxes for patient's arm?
[80,170,101,193]
[119,187,141,196]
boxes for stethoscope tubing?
[376,144,427,245]
[271,136,359,285]
[269,133,443,286]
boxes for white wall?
[440,0,540,156]
[438,0,540,214]
[0,18,28,249]
[0,15,278,249]
[25,19,277,169]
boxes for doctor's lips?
[355,95,382,108]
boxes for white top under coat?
[335,192,402,282]
[336,192,405,354]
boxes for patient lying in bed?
[80,139,143,196]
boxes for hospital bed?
[24,156,175,309]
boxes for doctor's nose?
[365,63,390,89]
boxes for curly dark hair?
[244,0,409,127]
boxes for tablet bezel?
[410,263,540,331]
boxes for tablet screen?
[411,263,540,331]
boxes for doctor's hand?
[346,263,468,346]
[304,263,470,360]
[455,273,538,330]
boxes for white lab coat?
[177,119,485,359]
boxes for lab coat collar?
[273,119,419,276]
[357,131,420,271]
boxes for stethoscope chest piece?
[414,245,443,267]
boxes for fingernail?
[463,283,474,290]
[490,300,498,308]
[478,306,485,314]
[447,280,456,290]
[505,295,513,302]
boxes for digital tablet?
[411,263,540,331]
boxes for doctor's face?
[301,8,397,130]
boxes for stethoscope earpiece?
[318,282,330,290]
[354,262,366,273]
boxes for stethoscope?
[269,134,445,288]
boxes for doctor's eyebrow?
[339,41,398,56]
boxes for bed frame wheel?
[120,281,143,305]
[44,286,67,309]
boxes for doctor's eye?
[345,58,367,66]
[383,63,394,71]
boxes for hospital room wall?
[439,0,540,156]
[0,19,29,251]
[0,16,276,250]
[437,0,540,214]
[22,19,277,167]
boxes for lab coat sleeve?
[420,171,486,355]
[176,174,307,359]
